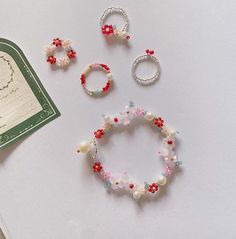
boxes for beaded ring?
[80,63,113,97]
[100,7,130,41]
[45,38,76,69]
[132,49,160,85]
[77,102,182,200]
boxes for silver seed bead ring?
[100,7,130,41]
[132,49,160,86]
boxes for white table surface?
[0,0,236,238]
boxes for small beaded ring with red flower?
[80,63,113,97]
[100,7,130,41]
[45,38,76,69]
[132,49,160,85]
[77,102,182,201]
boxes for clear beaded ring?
[77,102,182,201]
[45,38,76,69]
[100,7,130,41]
[132,49,160,85]
[80,63,113,97]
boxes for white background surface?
[0,0,236,238]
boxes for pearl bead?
[168,129,176,137]
[133,190,142,200]
[104,115,111,122]
[157,175,167,186]
[77,141,91,153]
[107,73,112,80]
[145,111,154,121]
[84,67,90,75]
[103,122,112,130]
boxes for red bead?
[148,183,158,193]
[102,82,110,93]
[94,129,104,139]
[52,38,62,47]
[47,56,56,64]
[93,162,103,172]
[67,50,76,59]
[154,117,164,128]
[114,117,118,123]
[167,140,173,145]
[102,25,113,35]
[80,74,86,85]
[146,49,154,55]
[100,64,110,71]
[129,184,134,189]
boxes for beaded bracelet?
[77,102,182,200]
[80,63,113,97]
[100,7,130,41]
[45,38,76,69]
[132,49,160,85]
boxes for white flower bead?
[145,111,154,121]
[59,57,69,68]
[62,39,71,50]
[161,126,168,136]
[159,147,169,157]
[157,175,167,186]
[77,141,91,153]
[45,46,55,56]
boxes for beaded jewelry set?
[45,7,160,95]
[45,7,182,201]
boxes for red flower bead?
[102,25,114,35]
[67,50,76,59]
[113,117,118,123]
[167,140,173,145]
[47,56,56,64]
[148,183,158,193]
[154,117,164,128]
[94,129,104,139]
[129,184,134,189]
[52,38,62,47]
[102,82,110,93]
[80,74,86,85]
[93,162,103,172]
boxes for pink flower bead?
[101,171,111,181]
[164,166,173,176]
[134,108,145,116]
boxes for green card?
[0,38,60,149]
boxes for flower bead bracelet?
[80,63,113,97]
[77,102,182,201]
[100,7,130,41]
[45,38,77,69]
